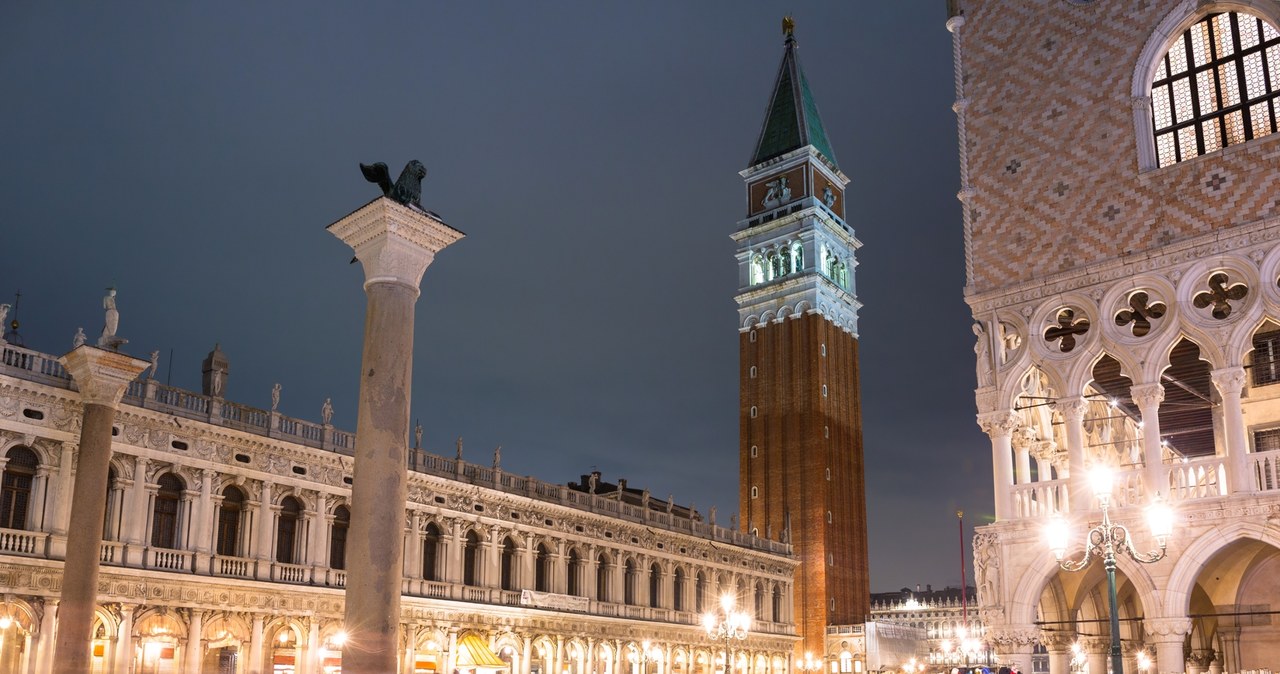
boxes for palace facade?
[949,1,1280,673]
[0,341,798,674]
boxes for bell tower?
[735,19,870,656]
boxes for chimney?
[927,584,932,593]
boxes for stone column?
[255,480,274,579]
[124,455,150,564]
[33,598,58,674]
[329,195,463,673]
[1131,384,1166,500]
[249,613,265,674]
[1041,631,1074,674]
[1053,397,1088,514]
[978,411,1019,520]
[186,609,204,674]
[54,345,149,674]
[115,604,135,674]
[991,627,1037,674]
[307,618,321,674]
[1145,617,1190,674]
[194,469,215,559]
[1210,367,1253,493]
[48,440,76,557]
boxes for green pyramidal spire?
[750,21,839,169]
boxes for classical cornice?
[327,197,465,293]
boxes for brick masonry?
[739,313,869,655]
[958,0,1280,295]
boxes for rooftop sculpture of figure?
[72,327,86,348]
[271,383,282,411]
[359,160,428,208]
[0,304,8,343]
[98,288,127,350]
[321,398,333,425]
[148,350,160,380]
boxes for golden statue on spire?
[782,15,795,39]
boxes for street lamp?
[1045,466,1173,674]
[797,652,823,674]
[703,594,750,674]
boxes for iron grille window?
[215,487,244,557]
[329,505,349,570]
[1151,12,1280,167]
[1254,426,1280,452]
[0,447,37,530]
[1253,330,1280,386]
[151,474,183,548]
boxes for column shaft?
[343,281,418,672]
[1211,367,1252,493]
[978,412,1018,521]
[55,402,119,673]
[1132,384,1166,500]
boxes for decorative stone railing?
[0,527,46,556]
[1167,456,1227,502]
[147,548,193,572]
[1,342,791,557]
[1011,479,1067,518]
[1251,449,1280,491]
[272,561,310,584]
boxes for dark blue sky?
[0,1,988,591]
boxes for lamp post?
[797,652,823,674]
[703,595,750,674]
[1045,466,1174,674]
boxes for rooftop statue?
[359,160,427,208]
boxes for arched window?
[0,446,38,530]
[750,486,759,499]
[596,553,611,601]
[695,571,706,613]
[463,530,481,586]
[673,567,686,612]
[1151,12,1280,167]
[624,559,637,605]
[535,542,551,592]
[276,496,302,564]
[779,246,792,276]
[750,255,766,285]
[501,537,518,591]
[329,505,350,570]
[791,241,804,272]
[216,486,245,557]
[422,523,442,581]
[649,562,662,608]
[151,473,184,549]
[567,548,583,596]
[772,585,782,622]
[754,582,765,618]
[769,252,783,279]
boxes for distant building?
[949,1,1280,674]
[870,586,997,672]
[735,21,871,666]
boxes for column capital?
[1130,383,1166,409]
[327,197,465,294]
[1210,366,1247,397]
[988,625,1039,650]
[1144,617,1191,641]
[1039,630,1075,652]
[59,346,149,407]
[1051,396,1089,421]
[977,410,1019,439]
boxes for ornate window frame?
[1132,0,1280,171]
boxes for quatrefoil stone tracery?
[1114,291,1166,337]
[1192,272,1248,320]
[1044,308,1090,353]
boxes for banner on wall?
[519,589,590,612]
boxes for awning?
[456,634,507,668]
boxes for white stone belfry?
[327,195,463,673]
[53,345,149,674]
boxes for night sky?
[0,2,989,593]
